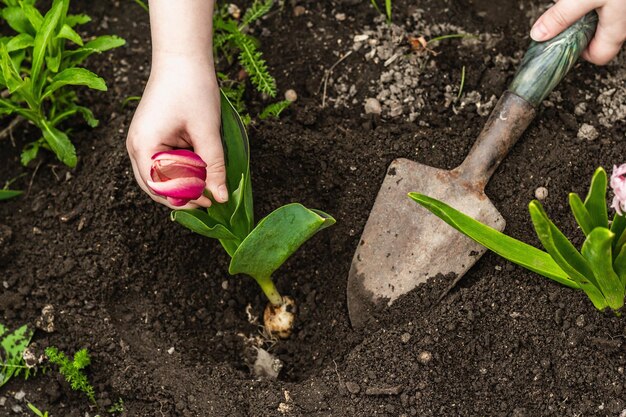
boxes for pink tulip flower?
[147,150,207,207]
[610,164,626,216]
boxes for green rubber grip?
[509,12,597,107]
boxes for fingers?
[190,123,229,204]
[582,7,626,65]
[530,0,598,42]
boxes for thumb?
[530,0,595,42]
[190,125,229,204]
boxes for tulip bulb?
[263,296,296,339]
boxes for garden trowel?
[348,13,598,329]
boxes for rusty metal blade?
[347,158,505,329]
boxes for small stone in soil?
[293,5,305,16]
[364,98,382,115]
[534,186,548,200]
[284,89,297,102]
[13,391,25,401]
[400,332,411,344]
[253,348,283,380]
[335,13,346,21]
[574,102,587,116]
[417,351,432,364]
[167,347,175,354]
[577,123,599,141]
[345,381,361,394]
[0,396,5,406]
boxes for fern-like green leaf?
[241,0,273,28]
[259,100,291,119]
[45,346,96,404]
[233,32,276,96]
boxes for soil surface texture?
[1,0,626,416]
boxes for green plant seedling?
[0,0,125,167]
[45,346,95,404]
[0,189,22,200]
[27,403,49,417]
[0,323,33,387]
[410,167,626,313]
[370,0,392,22]
[171,92,335,338]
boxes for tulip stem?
[255,275,283,306]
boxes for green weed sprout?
[170,93,335,338]
[0,0,125,167]
[370,0,392,22]
[45,346,96,404]
[410,166,626,313]
[27,403,49,417]
[0,323,33,387]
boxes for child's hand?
[531,0,626,65]
[126,0,225,209]
[126,55,227,209]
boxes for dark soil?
[1,0,626,416]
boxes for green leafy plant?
[410,167,626,313]
[27,403,49,417]
[0,323,33,387]
[45,346,95,403]
[108,398,124,414]
[170,93,335,337]
[0,0,125,167]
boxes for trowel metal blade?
[347,158,505,329]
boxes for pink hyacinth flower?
[147,150,207,207]
[610,164,626,216]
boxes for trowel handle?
[457,12,597,187]
[509,11,597,106]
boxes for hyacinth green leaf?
[0,189,22,201]
[529,200,608,310]
[41,121,76,167]
[583,167,608,231]
[409,193,575,288]
[613,243,626,288]
[569,193,594,236]
[220,90,253,233]
[229,204,335,280]
[581,227,624,310]
[611,214,626,253]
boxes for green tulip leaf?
[409,193,576,288]
[529,200,607,310]
[583,167,608,230]
[611,214,626,254]
[581,227,624,310]
[171,209,239,241]
[229,203,335,280]
[220,91,254,233]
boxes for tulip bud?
[147,150,207,207]
[610,164,626,216]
